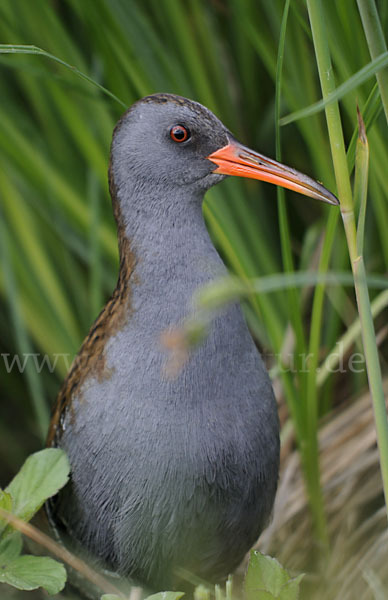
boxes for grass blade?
[280,50,388,126]
[356,0,388,124]
[307,0,388,528]
[0,44,127,108]
[355,108,369,256]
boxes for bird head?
[111,93,338,205]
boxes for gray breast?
[57,288,279,588]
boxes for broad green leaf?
[6,448,70,522]
[146,593,185,600]
[277,576,304,600]
[245,552,303,600]
[247,593,276,600]
[0,554,66,595]
[100,594,186,600]
[0,490,13,512]
[0,490,13,535]
[245,552,290,598]
[0,532,23,562]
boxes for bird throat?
[109,157,226,310]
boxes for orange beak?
[207,141,338,206]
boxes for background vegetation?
[0,1,387,598]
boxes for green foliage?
[0,547,66,596]
[146,593,185,600]
[0,491,13,536]
[193,586,211,600]
[245,552,303,600]
[280,50,388,126]
[100,554,302,600]
[101,594,184,600]
[0,449,70,595]
[5,448,70,523]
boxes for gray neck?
[114,175,226,319]
[122,182,204,256]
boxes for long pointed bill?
[207,141,338,206]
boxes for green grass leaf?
[355,108,369,256]
[0,44,127,108]
[280,50,388,125]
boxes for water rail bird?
[47,93,338,592]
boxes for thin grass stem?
[356,0,388,124]
[307,0,388,525]
[0,44,127,108]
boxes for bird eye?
[170,125,190,143]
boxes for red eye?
[170,125,190,143]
